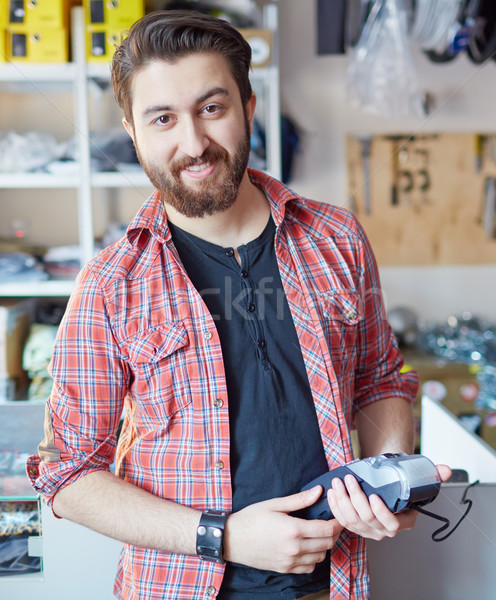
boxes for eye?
[203,104,221,115]
[155,114,172,125]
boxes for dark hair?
[111,10,253,125]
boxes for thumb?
[436,464,452,482]
[267,485,323,513]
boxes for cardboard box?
[83,0,144,30]
[4,0,68,30]
[86,27,122,63]
[239,28,273,68]
[0,299,32,380]
[6,27,68,62]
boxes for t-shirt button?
[247,303,256,313]
[241,270,249,278]
[225,248,234,257]
[257,339,266,348]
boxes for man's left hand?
[327,464,452,541]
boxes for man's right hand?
[223,486,343,574]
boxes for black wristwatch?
[196,509,231,564]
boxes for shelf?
[87,61,274,83]
[0,280,75,297]
[0,3,281,286]
[0,62,76,84]
[0,173,81,189]
[0,571,43,582]
[0,399,47,406]
[0,61,275,84]
[0,170,153,189]
[0,493,39,502]
[92,169,153,188]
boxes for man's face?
[123,52,256,219]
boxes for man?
[27,10,450,600]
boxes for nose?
[177,117,209,159]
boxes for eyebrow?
[141,87,230,119]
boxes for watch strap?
[196,509,231,564]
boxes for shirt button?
[206,586,216,596]
[247,303,256,313]
[28,466,38,477]
[203,331,213,340]
[257,339,266,348]
[214,398,223,408]
[241,270,249,278]
[348,311,358,320]
[225,248,234,257]
[214,460,224,470]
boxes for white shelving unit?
[0,5,281,299]
[0,4,282,591]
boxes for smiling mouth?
[185,161,211,172]
[182,160,217,180]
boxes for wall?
[277,0,496,321]
[2,2,496,321]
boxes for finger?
[371,497,419,535]
[291,515,343,544]
[291,560,326,575]
[294,500,344,527]
[299,536,335,555]
[328,477,357,524]
[299,550,329,567]
[267,485,323,513]
[436,464,452,482]
[368,494,401,533]
[342,474,376,522]
[289,546,331,572]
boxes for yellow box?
[4,0,68,30]
[83,0,144,31]
[6,28,68,62]
[239,28,273,68]
[86,27,123,63]
[0,29,6,62]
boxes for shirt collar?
[126,168,302,246]
[247,168,301,227]
[126,190,171,247]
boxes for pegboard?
[346,133,496,265]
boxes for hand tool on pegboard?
[356,135,372,215]
[482,176,496,239]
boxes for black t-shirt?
[169,217,330,599]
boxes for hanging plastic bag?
[347,0,424,119]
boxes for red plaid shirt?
[28,169,417,599]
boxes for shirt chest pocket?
[316,289,364,375]
[122,323,192,420]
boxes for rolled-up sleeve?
[352,221,418,416]
[27,266,128,506]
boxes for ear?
[122,117,135,142]
[245,92,257,134]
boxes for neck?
[164,171,271,248]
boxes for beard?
[135,119,251,219]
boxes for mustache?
[170,145,230,177]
